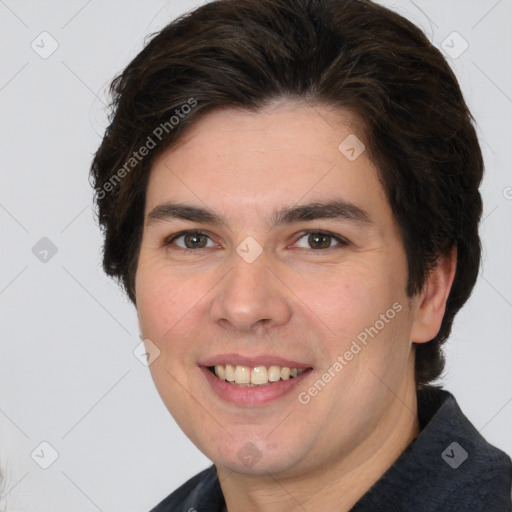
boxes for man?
[91,0,512,510]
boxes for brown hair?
[90,0,483,386]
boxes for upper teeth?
[213,364,306,386]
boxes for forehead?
[146,101,393,232]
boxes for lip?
[200,365,313,407]
[199,353,311,369]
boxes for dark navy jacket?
[150,388,512,511]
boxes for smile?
[209,364,307,386]
[200,356,313,406]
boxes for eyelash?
[164,229,350,252]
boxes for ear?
[410,245,457,343]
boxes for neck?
[217,373,419,512]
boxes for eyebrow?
[146,199,374,228]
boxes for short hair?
[90,0,484,387]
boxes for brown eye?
[308,233,332,249]
[183,233,208,249]
[294,231,349,250]
[166,231,214,250]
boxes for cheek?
[135,259,220,372]
[136,261,197,338]
[135,267,204,426]
[301,261,400,340]
[136,275,188,375]
[304,258,411,385]
[136,273,171,338]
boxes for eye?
[165,231,216,250]
[294,231,349,250]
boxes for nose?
[209,253,292,333]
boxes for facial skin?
[135,101,456,512]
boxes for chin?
[209,438,307,477]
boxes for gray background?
[1,0,511,511]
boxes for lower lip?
[200,366,312,407]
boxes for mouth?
[207,364,308,386]
[200,357,313,407]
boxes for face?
[135,101,421,477]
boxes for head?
[91,0,483,476]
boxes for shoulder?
[353,387,512,511]
[417,387,512,510]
